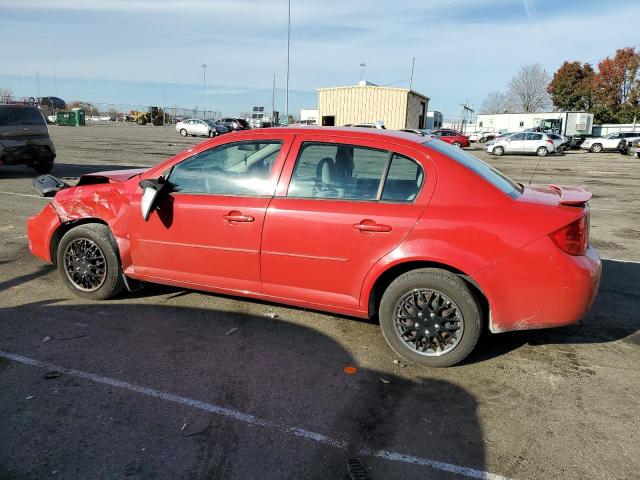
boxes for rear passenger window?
[288,143,388,200]
[381,154,423,202]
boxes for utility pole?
[409,57,415,91]
[285,0,291,125]
[360,63,366,82]
[36,69,40,102]
[272,73,276,124]
[54,66,58,97]
[201,64,207,119]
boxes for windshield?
[425,140,523,198]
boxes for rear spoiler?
[549,184,592,206]
[32,174,69,197]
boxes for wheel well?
[367,261,489,327]
[49,218,110,265]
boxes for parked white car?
[545,133,570,152]
[581,132,639,153]
[486,132,556,157]
[175,119,229,137]
[629,138,640,158]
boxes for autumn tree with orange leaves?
[548,47,640,123]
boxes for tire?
[452,141,462,148]
[56,224,126,300]
[179,129,187,137]
[32,155,54,174]
[479,137,486,143]
[379,269,482,367]
[590,143,603,153]
[556,146,564,155]
[208,130,215,138]
[493,146,504,156]
[536,146,548,157]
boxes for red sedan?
[431,129,470,148]
[28,128,601,367]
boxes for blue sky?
[0,0,638,118]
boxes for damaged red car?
[27,128,601,366]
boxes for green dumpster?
[56,108,86,126]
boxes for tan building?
[317,81,429,130]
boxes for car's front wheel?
[590,143,603,153]
[208,130,215,138]
[379,268,482,367]
[56,224,126,300]
[536,146,548,157]
[179,128,188,137]
[493,146,504,156]
[452,141,462,148]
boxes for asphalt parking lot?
[1,125,638,479]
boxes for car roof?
[263,126,429,146]
[0,103,40,109]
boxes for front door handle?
[353,219,392,233]
[223,211,255,223]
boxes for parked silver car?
[175,119,229,137]
[486,132,556,157]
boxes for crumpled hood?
[77,168,148,185]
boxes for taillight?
[547,139,554,145]
[550,213,589,256]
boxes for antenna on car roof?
[528,156,544,185]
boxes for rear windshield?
[0,107,46,127]
[424,140,522,198]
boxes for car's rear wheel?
[536,146,548,157]
[56,224,125,300]
[379,269,482,367]
[493,146,504,156]
[32,155,54,174]
[208,130,215,138]
[590,143,603,153]
[179,128,187,137]
[452,141,462,148]
[479,137,486,143]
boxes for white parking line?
[0,191,48,199]
[0,350,509,480]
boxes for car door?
[260,136,432,312]
[505,133,526,152]
[524,133,543,152]
[604,133,620,149]
[128,135,293,293]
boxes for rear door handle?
[353,220,392,233]
[223,211,255,223]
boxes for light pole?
[285,0,291,125]
[360,63,366,82]
[201,63,207,118]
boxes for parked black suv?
[216,117,250,131]
[0,104,56,173]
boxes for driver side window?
[168,141,282,196]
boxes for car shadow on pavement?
[471,259,640,363]
[0,264,55,293]
[0,300,490,480]
[0,163,145,180]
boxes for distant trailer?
[475,111,594,136]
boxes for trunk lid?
[519,184,591,207]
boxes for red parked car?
[28,128,601,366]
[431,129,470,148]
